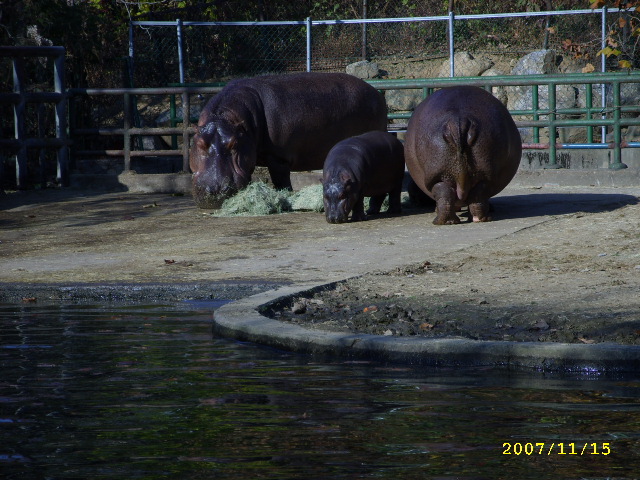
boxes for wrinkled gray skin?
[323,131,405,223]
[189,72,388,209]
[404,86,522,225]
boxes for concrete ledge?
[117,172,193,193]
[513,168,640,188]
[70,172,193,193]
[68,168,640,194]
[213,283,640,374]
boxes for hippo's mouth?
[192,184,238,209]
[326,215,348,224]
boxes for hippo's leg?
[386,185,402,215]
[431,182,461,225]
[468,201,492,222]
[467,182,492,222]
[267,158,293,190]
[366,194,386,215]
[351,196,367,222]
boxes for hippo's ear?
[338,171,354,188]
[196,135,210,151]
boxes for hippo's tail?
[442,117,478,152]
[442,117,478,203]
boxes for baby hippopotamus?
[323,131,405,223]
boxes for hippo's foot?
[351,211,367,222]
[469,201,492,222]
[432,183,462,225]
[433,212,461,225]
[386,206,402,215]
[386,190,402,215]
[350,197,367,222]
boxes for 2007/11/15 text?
[503,442,611,455]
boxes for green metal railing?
[67,71,640,173]
[166,72,640,171]
[368,71,640,170]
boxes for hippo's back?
[250,73,388,170]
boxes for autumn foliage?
[590,0,640,68]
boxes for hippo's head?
[323,173,358,224]
[189,115,255,209]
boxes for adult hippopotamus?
[323,131,405,223]
[189,72,388,208]
[404,85,522,225]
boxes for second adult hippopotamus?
[323,131,405,223]
[189,72,388,208]
[404,85,522,225]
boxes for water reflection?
[1,302,640,479]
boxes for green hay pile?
[218,181,292,216]
[216,181,414,217]
[217,181,325,216]
[290,184,325,212]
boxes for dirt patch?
[271,202,640,345]
[2,184,640,346]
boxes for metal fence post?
[306,17,312,72]
[12,56,27,189]
[54,51,69,186]
[601,6,607,144]
[610,80,628,169]
[448,10,455,77]
[547,82,558,168]
[181,91,191,172]
[177,18,185,84]
[123,92,131,172]
[128,21,135,88]
[362,0,368,60]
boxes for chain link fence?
[129,7,625,88]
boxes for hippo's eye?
[226,137,237,151]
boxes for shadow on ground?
[492,192,639,221]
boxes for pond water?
[2,301,640,479]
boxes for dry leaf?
[582,63,595,73]
[363,305,379,313]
